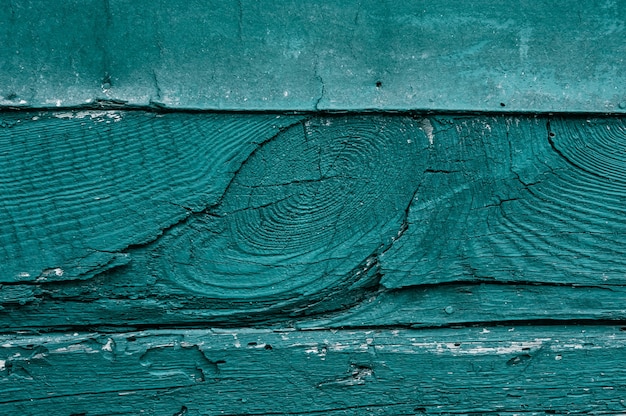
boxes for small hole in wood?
[500,102,506,107]
[264,344,273,350]
[375,81,382,88]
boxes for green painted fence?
[2,1,626,414]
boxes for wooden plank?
[1,1,626,112]
[2,111,626,330]
[1,326,625,415]
[0,111,303,283]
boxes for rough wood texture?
[1,327,625,415]
[2,112,626,330]
[3,111,626,414]
[1,0,626,112]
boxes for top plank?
[1,0,625,112]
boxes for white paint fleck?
[53,344,99,353]
[304,345,328,358]
[420,118,434,145]
[329,342,349,352]
[234,340,241,348]
[54,111,123,122]
[304,346,319,354]
[410,339,551,356]
[0,360,5,371]
[17,272,30,278]
[102,338,114,352]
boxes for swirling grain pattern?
[0,111,302,283]
[144,116,427,311]
[381,116,626,288]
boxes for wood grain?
[5,2,626,413]
[2,111,626,331]
[0,111,302,283]
[1,1,625,113]
[1,326,625,415]
[381,116,626,288]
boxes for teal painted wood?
[1,327,626,415]
[1,1,626,112]
[2,111,626,330]
[3,2,626,413]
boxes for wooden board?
[2,111,626,331]
[1,0,626,112]
[2,326,626,415]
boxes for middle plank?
[1,112,625,328]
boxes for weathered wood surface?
[2,1,626,112]
[1,326,626,415]
[2,111,626,331]
[3,111,626,414]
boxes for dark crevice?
[3,318,626,337]
[322,318,626,332]
[386,277,621,292]
[313,73,325,111]
[482,197,521,208]
[2,105,626,118]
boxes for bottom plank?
[1,326,625,415]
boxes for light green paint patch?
[1,1,625,112]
